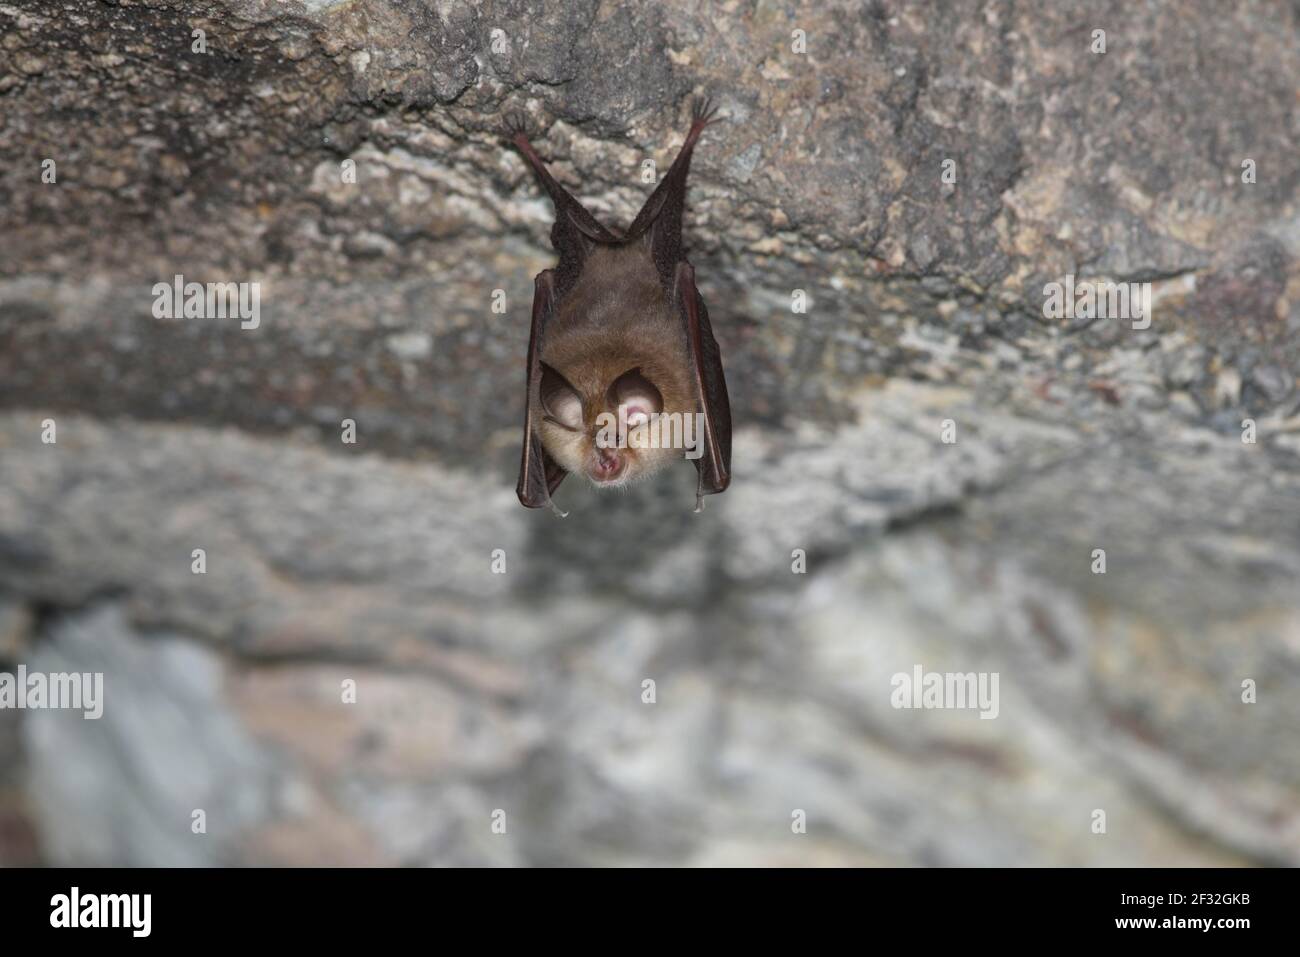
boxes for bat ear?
[607,368,664,421]
[540,363,583,429]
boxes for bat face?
[536,364,684,487]
[509,99,732,513]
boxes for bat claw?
[691,95,722,131]
[504,109,531,142]
[548,500,569,519]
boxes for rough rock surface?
[1,0,1298,865]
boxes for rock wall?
[0,0,1298,865]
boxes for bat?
[506,98,731,515]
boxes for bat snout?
[588,447,626,484]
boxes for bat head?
[537,362,687,488]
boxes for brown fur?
[535,244,695,486]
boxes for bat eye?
[540,363,583,430]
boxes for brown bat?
[506,98,731,515]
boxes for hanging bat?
[506,98,731,515]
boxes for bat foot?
[504,109,532,142]
[548,500,569,519]
[690,95,723,133]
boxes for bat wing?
[629,98,731,504]
[508,116,609,512]
[517,270,570,510]
[675,261,731,502]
